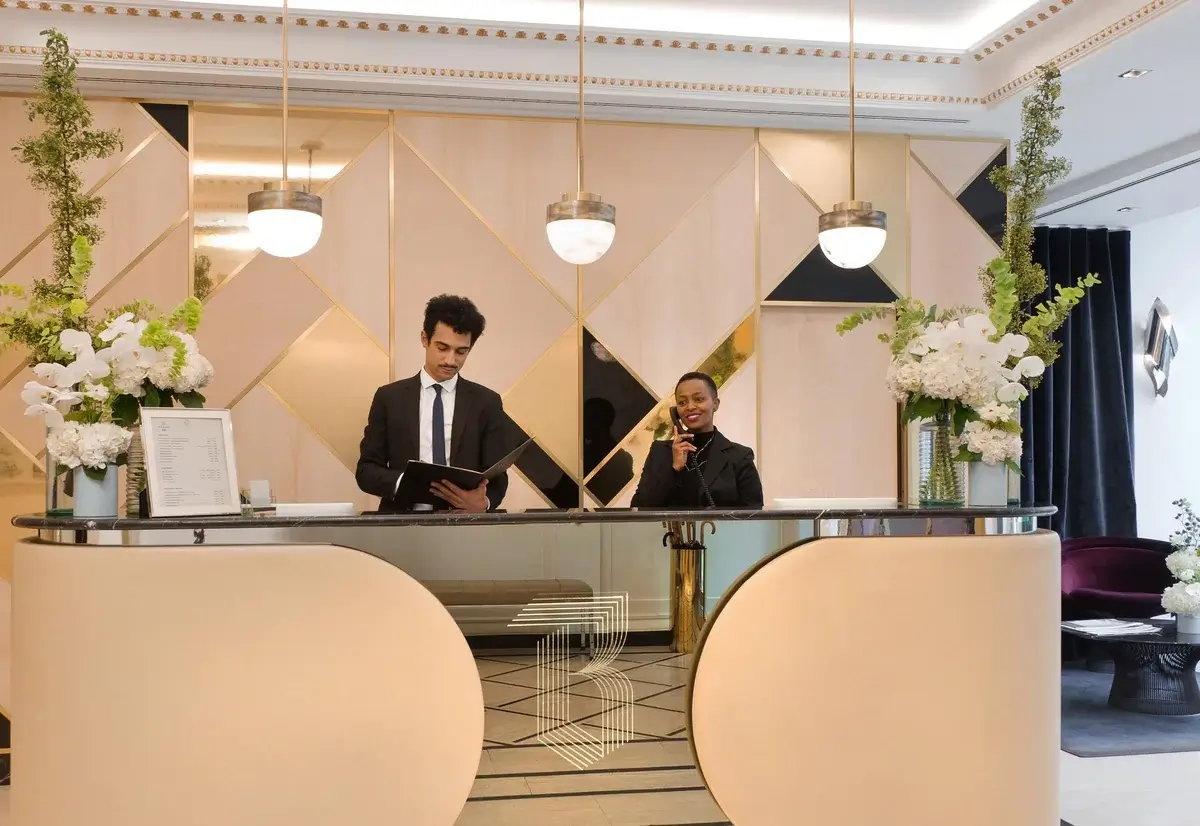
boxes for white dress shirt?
[395,369,458,494]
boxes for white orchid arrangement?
[21,297,213,478]
[839,263,1045,469]
[21,327,131,478]
[1163,499,1200,617]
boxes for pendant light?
[546,0,616,266]
[818,0,887,270]
[247,0,323,258]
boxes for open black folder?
[395,438,532,508]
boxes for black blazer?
[355,375,511,512]
[630,431,763,510]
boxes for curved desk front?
[10,506,1059,826]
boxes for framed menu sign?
[140,408,241,517]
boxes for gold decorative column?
[664,520,716,653]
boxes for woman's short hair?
[674,371,719,398]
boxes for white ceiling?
[167,0,1045,50]
[1027,0,1200,228]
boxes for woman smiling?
[631,371,763,510]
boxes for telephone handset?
[668,406,715,508]
[670,406,689,433]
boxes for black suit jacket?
[630,431,763,509]
[355,375,511,512]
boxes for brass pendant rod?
[848,0,855,201]
[577,0,585,193]
[281,0,289,184]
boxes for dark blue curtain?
[1020,226,1136,538]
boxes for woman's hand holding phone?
[671,426,696,471]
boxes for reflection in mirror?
[191,105,388,300]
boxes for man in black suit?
[356,295,510,512]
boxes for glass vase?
[44,427,72,517]
[918,412,964,508]
[124,427,146,517]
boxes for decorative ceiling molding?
[972,0,1075,62]
[0,0,971,65]
[0,43,984,104]
[981,0,1185,104]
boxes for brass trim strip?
[583,142,755,317]
[388,109,397,383]
[258,380,353,473]
[89,211,189,306]
[908,151,1002,255]
[499,322,576,402]
[0,129,159,280]
[287,259,388,355]
[585,326,658,402]
[512,465,556,511]
[223,307,333,411]
[187,100,195,298]
[0,420,44,473]
[199,123,390,305]
[753,132,763,470]
[391,127,574,315]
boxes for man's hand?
[430,479,489,513]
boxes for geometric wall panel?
[138,103,189,151]
[587,150,755,397]
[231,386,377,511]
[197,254,331,409]
[587,315,755,506]
[582,328,656,479]
[394,114,578,308]
[296,132,390,349]
[393,137,575,396]
[86,134,188,299]
[957,147,1008,243]
[509,423,580,510]
[504,325,580,479]
[760,153,821,298]
[760,131,909,298]
[582,123,755,309]
[765,247,899,304]
[265,307,389,473]
[909,156,1000,311]
[759,306,896,503]
[910,139,1008,198]
[92,220,190,317]
[0,97,51,276]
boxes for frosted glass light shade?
[817,201,887,270]
[546,192,616,265]
[247,182,323,258]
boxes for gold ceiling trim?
[0,44,982,106]
[982,0,1184,104]
[0,1,964,66]
[971,0,1076,62]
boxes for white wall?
[1132,206,1200,539]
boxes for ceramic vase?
[1177,613,1200,635]
[967,461,1009,507]
[73,465,118,518]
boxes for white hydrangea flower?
[959,420,1021,465]
[46,421,131,471]
[1166,550,1200,582]
[1162,582,1200,617]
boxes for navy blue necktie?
[431,384,446,465]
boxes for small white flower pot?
[967,461,1008,508]
[1177,613,1200,635]
[73,465,118,518]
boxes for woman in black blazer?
[631,372,764,510]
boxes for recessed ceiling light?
[1118,206,1138,213]
[1119,69,1151,79]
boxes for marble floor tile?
[596,788,727,825]
[614,662,690,687]
[524,767,703,797]
[455,794,611,826]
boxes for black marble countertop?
[13,505,1055,531]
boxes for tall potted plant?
[837,65,1098,507]
[3,30,214,516]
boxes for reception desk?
[8,506,1059,826]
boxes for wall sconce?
[1144,297,1178,397]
